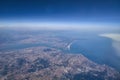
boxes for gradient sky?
[0,0,120,29]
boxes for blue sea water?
[69,34,120,71]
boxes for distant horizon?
[0,0,120,31]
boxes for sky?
[0,0,120,30]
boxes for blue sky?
[0,0,120,30]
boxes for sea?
[67,32,120,72]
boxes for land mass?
[0,46,120,80]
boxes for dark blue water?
[70,35,120,71]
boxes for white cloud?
[100,33,120,56]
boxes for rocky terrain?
[0,46,120,80]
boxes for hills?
[0,46,120,80]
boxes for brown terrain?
[0,46,120,80]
